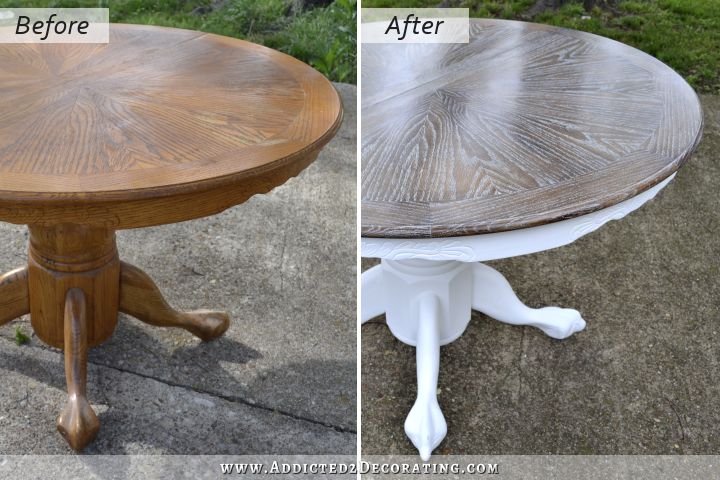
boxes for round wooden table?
[0,24,342,451]
[361,19,702,460]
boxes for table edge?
[0,24,344,203]
[361,18,704,239]
[361,172,676,262]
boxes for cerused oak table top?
[0,24,342,229]
[361,19,703,238]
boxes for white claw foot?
[471,263,586,340]
[531,306,586,339]
[405,395,447,461]
[361,265,386,324]
[404,293,446,461]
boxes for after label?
[384,14,445,41]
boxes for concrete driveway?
[0,85,357,455]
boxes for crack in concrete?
[517,327,526,405]
[278,230,287,293]
[664,395,687,453]
[93,359,358,435]
[0,335,357,436]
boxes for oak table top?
[361,19,703,238]
[0,24,341,452]
[0,23,342,228]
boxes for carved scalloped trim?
[361,174,675,262]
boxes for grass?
[0,0,356,83]
[361,0,720,93]
[14,326,28,346]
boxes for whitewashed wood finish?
[361,19,703,238]
[361,174,673,262]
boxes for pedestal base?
[361,259,585,460]
[0,224,230,451]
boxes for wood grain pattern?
[0,24,342,228]
[0,24,341,451]
[119,261,229,341]
[56,288,100,452]
[0,267,29,325]
[28,224,120,348]
[361,19,703,238]
[19,225,230,452]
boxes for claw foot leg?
[404,293,447,461]
[471,263,585,339]
[119,262,229,341]
[361,265,386,324]
[57,288,99,452]
[0,266,29,326]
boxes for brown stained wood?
[28,224,120,348]
[361,19,704,238]
[0,23,340,452]
[0,267,29,325]
[119,262,229,341]
[56,288,99,452]
[0,24,342,229]
[0,150,321,229]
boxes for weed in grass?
[362,0,720,93]
[0,0,356,83]
[267,0,356,83]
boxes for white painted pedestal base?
[361,175,675,461]
[361,259,584,460]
